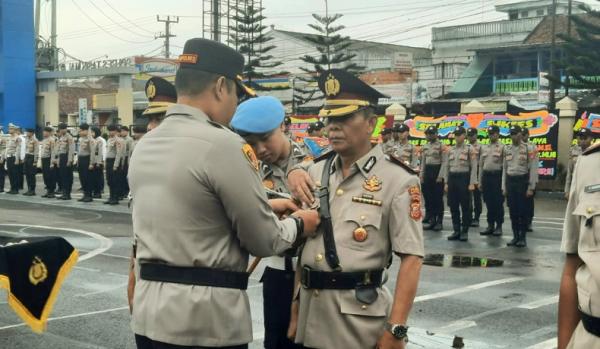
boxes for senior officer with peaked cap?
[128,38,320,349]
[231,95,308,349]
[287,69,424,349]
[143,76,177,131]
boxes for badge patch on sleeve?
[408,186,422,221]
[242,144,259,171]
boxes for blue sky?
[42,0,599,62]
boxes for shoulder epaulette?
[314,150,335,163]
[583,142,600,156]
[386,154,418,175]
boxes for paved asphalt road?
[0,190,568,349]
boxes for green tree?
[229,1,286,90]
[294,12,364,108]
[549,2,600,94]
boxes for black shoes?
[22,191,35,196]
[480,225,494,236]
[492,224,503,237]
[470,219,480,227]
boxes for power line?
[101,0,156,35]
[60,18,157,40]
[85,0,153,38]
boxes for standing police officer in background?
[77,123,96,202]
[381,127,394,155]
[119,126,133,200]
[565,128,593,199]
[479,126,505,236]
[558,139,600,349]
[287,69,424,349]
[522,128,538,233]
[5,123,22,194]
[56,123,75,200]
[421,126,446,231]
[23,128,39,196]
[143,76,177,131]
[40,126,58,198]
[467,127,482,227]
[231,96,307,349]
[393,123,418,169]
[129,38,319,349]
[16,127,26,191]
[91,127,105,199]
[443,126,477,241]
[104,125,125,205]
[0,131,6,193]
[503,126,537,248]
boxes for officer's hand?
[468,184,475,191]
[89,165,94,170]
[376,331,407,349]
[444,184,448,193]
[436,177,443,184]
[287,168,316,207]
[127,267,135,314]
[526,189,534,198]
[287,299,299,341]
[293,210,320,238]
[269,199,300,218]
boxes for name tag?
[585,184,600,193]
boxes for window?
[509,11,518,20]
[521,11,529,18]
[537,9,545,16]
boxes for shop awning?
[449,56,493,94]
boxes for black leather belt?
[140,262,249,290]
[301,266,383,290]
[580,309,600,338]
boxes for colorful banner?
[574,111,600,134]
[403,111,559,179]
[289,115,391,141]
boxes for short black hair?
[43,126,53,132]
[92,127,101,137]
[58,123,67,130]
[175,69,235,97]
[120,125,129,132]
[132,125,146,134]
[79,123,90,130]
[107,124,119,132]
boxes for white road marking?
[77,282,128,297]
[74,266,101,273]
[0,224,113,262]
[414,277,526,303]
[78,249,130,260]
[518,295,559,310]
[532,221,565,226]
[0,306,129,331]
[435,320,477,334]
[526,337,557,349]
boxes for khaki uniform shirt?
[93,137,105,166]
[0,136,7,163]
[40,137,57,160]
[565,145,582,195]
[25,135,40,164]
[561,144,600,349]
[393,141,418,169]
[6,135,22,164]
[78,135,95,160]
[381,139,396,155]
[295,145,424,349]
[123,135,134,161]
[502,143,538,192]
[442,143,478,185]
[129,104,298,347]
[420,141,446,181]
[525,141,539,188]
[106,136,125,170]
[57,133,75,165]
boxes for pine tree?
[549,2,600,94]
[294,12,364,108]
[229,1,286,91]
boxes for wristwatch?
[385,322,408,340]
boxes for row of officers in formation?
[122,38,598,349]
[0,122,147,204]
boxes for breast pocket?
[573,197,600,252]
[341,209,382,251]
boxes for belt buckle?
[301,266,312,289]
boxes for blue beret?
[231,96,285,134]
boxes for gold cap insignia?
[324,74,341,96]
[29,257,48,286]
[146,81,157,99]
[363,175,382,192]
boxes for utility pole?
[549,0,557,109]
[565,0,573,96]
[213,0,220,41]
[51,0,57,70]
[441,61,446,98]
[156,16,179,59]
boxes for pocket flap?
[573,200,600,220]
[339,290,388,317]
[344,210,382,229]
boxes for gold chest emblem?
[146,81,157,99]
[363,175,382,192]
[324,74,341,96]
[29,257,48,285]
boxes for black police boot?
[433,215,443,232]
[480,223,495,236]
[516,230,527,248]
[470,218,480,228]
[93,193,102,199]
[424,216,436,231]
[82,196,93,203]
[526,223,533,232]
[41,192,49,198]
[507,227,519,247]
[77,196,86,202]
[492,223,503,237]
[447,223,461,241]
[422,213,431,225]
[459,226,469,242]
[7,189,18,194]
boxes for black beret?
[394,124,409,133]
[79,123,90,130]
[120,126,129,132]
[425,125,438,135]
[92,127,101,136]
[178,38,254,98]
[58,123,67,130]
[381,127,392,135]
[487,125,500,134]
[25,128,35,133]
[132,125,146,134]
[467,127,478,136]
[578,128,593,138]
[284,116,292,126]
[453,126,466,135]
[43,126,53,132]
[509,125,522,134]
[107,124,119,131]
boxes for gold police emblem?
[29,257,48,286]
[146,81,157,99]
[324,74,341,96]
[363,175,382,192]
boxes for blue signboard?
[0,0,36,130]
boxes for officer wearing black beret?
[392,123,418,169]
[143,77,177,131]
[421,125,447,230]
[128,38,319,349]
[466,127,482,227]
[479,125,505,236]
[23,128,39,196]
[381,127,395,155]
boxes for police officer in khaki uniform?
[5,123,22,194]
[129,38,319,349]
[420,125,446,231]
[306,121,325,138]
[91,127,105,198]
[40,126,58,198]
[479,125,505,236]
[381,127,394,155]
[56,123,75,200]
[392,123,418,169]
[287,69,424,349]
[467,127,482,227]
[119,126,133,199]
[23,128,39,196]
[443,126,477,241]
[0,132,6,193]
[502,125,537,248]
[559,139,600,349]
[522,128,538,232]
[231,96,307,349]
[565,128,594,199]
[77,123,96,202]
[104,125,125,205]
[143,77,177,131]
